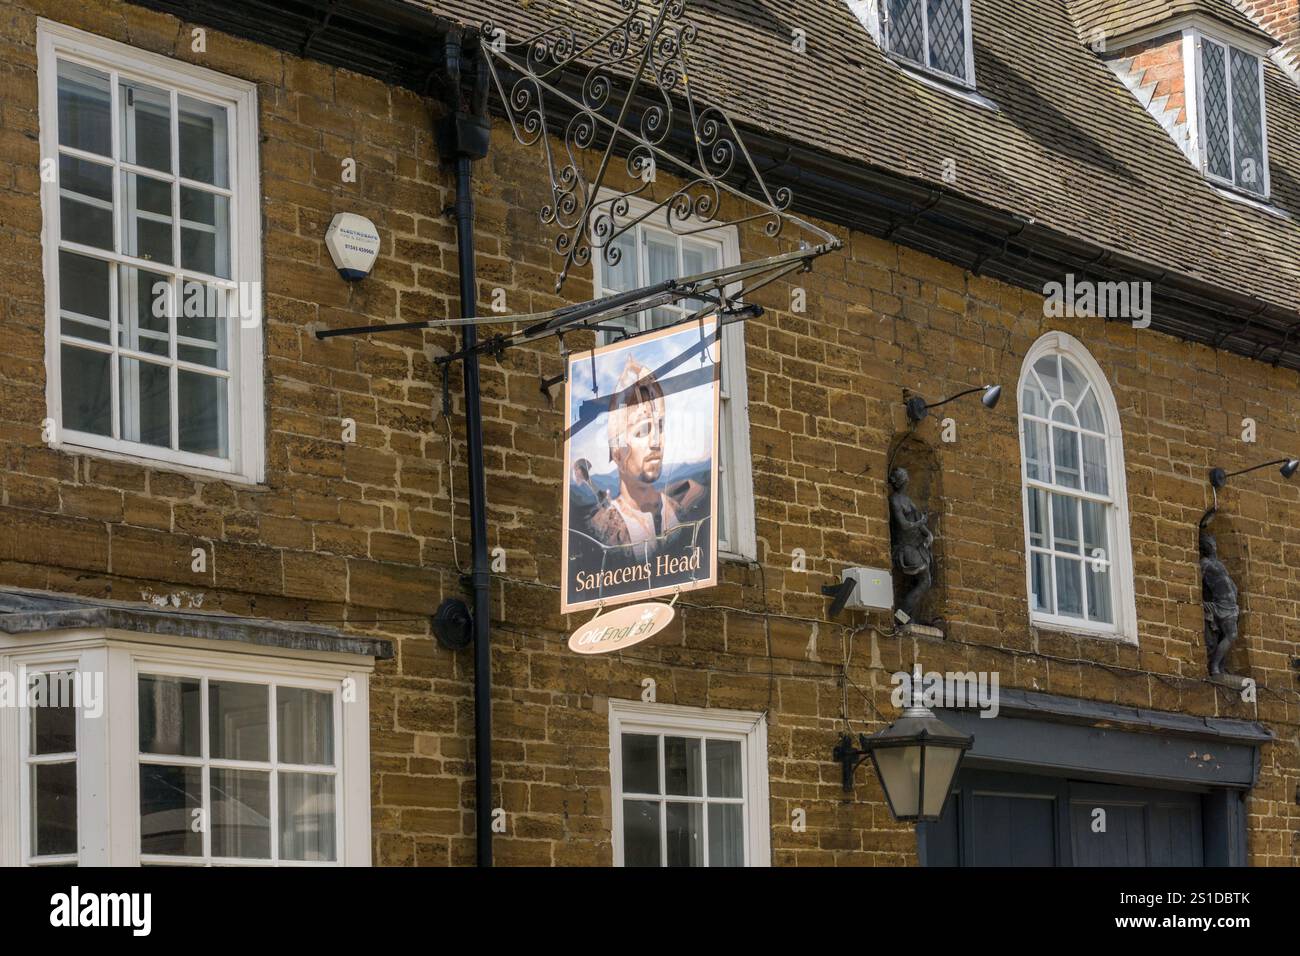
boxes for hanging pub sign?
[561,318,721,614]
[567,601,678,655]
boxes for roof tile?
[410,0,1300,319]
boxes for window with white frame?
[38,21,264,481]
[591,197,757,560]
[1018,333,1136,640]
[847,0,974,86]
[608,700,769,867]
[1192,32,1268,197]
[25,668,80,865]
[137,671,340,864]
[2,640,373,866]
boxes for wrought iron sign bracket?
[313,246,822,369]
[539,333,571,399]
[480,2,841,293]
[313,0,842,391]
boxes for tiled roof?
[409,0,1300,326]
[1068,0,1276,45]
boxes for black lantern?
[834,666,972,822]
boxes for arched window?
[1018,333,1136,640]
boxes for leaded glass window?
[884,0,972,84]
[1199,37,1267,196]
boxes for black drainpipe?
[438,28,493,867]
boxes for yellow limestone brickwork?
[0,0,1297,865]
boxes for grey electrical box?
[840,566,894,611]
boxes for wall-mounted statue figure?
[1199,531,1240,677]
[888,467,933,623]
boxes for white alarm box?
[840,566,894,611]
[325,213,380,281]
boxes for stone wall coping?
[0,586,395,660]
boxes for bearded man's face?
[619,402,664,483]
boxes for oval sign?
[568,601,676,655]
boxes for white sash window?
[609,700,770,867]
[1018,333,1137,641]
[591,196,757,561]
[38,21,264,481]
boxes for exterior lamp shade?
[1283,459,1299,480]
[862,710,972,822]
[981,385,1002,409]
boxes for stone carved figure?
[1199,531,1240,677]
[888,467,934,623]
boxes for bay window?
[1,639,373,866]
[25,668,80,864]
[137,671,341,865]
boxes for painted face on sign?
[608,357,668,487]
[621,402,665,483]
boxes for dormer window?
[1069,3,1277,204]
[884,0,974,85]
[1193,35,1268,197]
[847,0,975,88]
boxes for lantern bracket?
[833,733,872,793]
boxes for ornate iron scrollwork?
[482,0,831,292]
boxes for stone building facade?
[0,0,1297,866]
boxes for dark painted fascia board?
[940,707,1265,789]
[128,0,456,94]
[123,0,1300,371]
[736,130,1300,370]
[950,687,1273,744]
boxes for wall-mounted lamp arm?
[904,385,1001,423]
[1198,490,1219,531]
[833,733,872,792]
[1209,458,1300,489]
[924,386,988,411]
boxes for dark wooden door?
[923,770,1205,867]
[1068,782,1203,866]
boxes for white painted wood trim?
[607,698,771,867]
[1017,332,1139,645]
[0,652,19,866]
[0,629,376,866]
[1185,29,1204,170]
[1108,14,1276,60]
[36,19,265,483]
[342,667,372,866]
